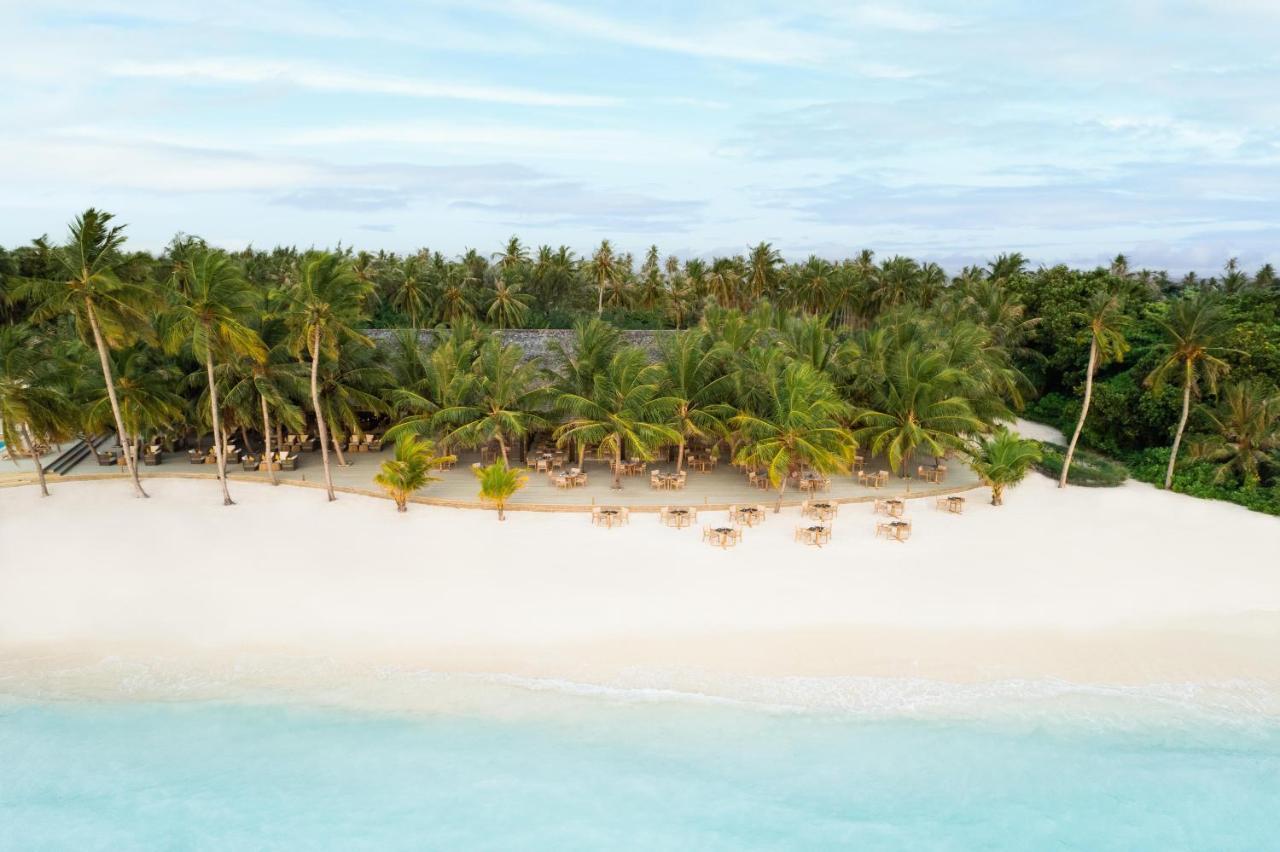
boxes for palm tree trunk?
[85,299,147,498]
[333,435,349,466]
[497,501,506,521]
[497,434,509,466]
[240,426,254,454]
[260,394,278,486]
[612,440,623,489]
[1165,363,1193,490]
[310,327,336,501]
[21,423,49,497]
[204,348,234,506]
[597,282,604,317]
[676,439,686,473]
[991,484,1004,506]
[774,475,787,513]
[1060,339,1097,488]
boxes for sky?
[2,0,1278,274]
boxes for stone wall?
[365,328,674,367]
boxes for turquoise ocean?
[2,670,1277,851]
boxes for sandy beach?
[3,454,1279,714]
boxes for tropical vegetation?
[4,211,1279,515]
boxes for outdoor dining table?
[875,498,905,518]
[939,495,965,514]
[809,501,837,521]
[880,520,911,542]
[665,508,693,528]
[596,508,622,528]
[797,525,831,547]
[709,526,738,548]
[734,506,763,527]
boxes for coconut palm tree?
[387,255,433,330]
[589,239,619,317]
[0,324,77,496]
[14,209,154,497]
[314,342,391,466]
[285,252,372,501]
[219,337,307,486]
[853,347,982,477]
[555,347,679,489]
[732,361,857,511]
[374,434,452,512]
[1146,292,1234,489]
[1196,380,1280,487]
[968,427,1042,505]
[474,459,527,520]
[428,339,548,465]
[485,276,532,329]
[746,241,782,301]
[1060,291,1129,488]
[161,248,265,505]
[82,347,185,462]
[658,330,734,471]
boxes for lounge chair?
[241,454,259,471]
[144,446,162,466]
[281,452,298,471]
[186,449,204,465]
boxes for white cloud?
[109,58,618,108]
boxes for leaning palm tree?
[555,347,679,490]
[426,339,547,465]
[285,253,373,501]
[161,248,265,505]
[1060,291,1129,488]
[14,209,154,497]
[474,459,527,520]
[485,276,533,329]
[732,361,858,511]
[1145,292,1234,489]
[1196,380,1280,487]
[374,434,452,512]
[968,427,1042,506]
[0,324,77,497]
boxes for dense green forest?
[2,209,1278,513]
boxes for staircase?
[46,435,111,476]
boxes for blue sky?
[2,0,1278,273]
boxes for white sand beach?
[3,460,1279,713]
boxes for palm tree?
[285,252,372,501]
[853,347,982,477]
[387,255,432,330]
[658,330,734,471]
[589,239,619,316]
[732,362,857,511]
[374,434,452,512]
[485,276,532,328]
[746,242,782,301]
[968,427,1042,505]
[474,460,527,520]
[314,342,391,466]
[1146,292,1234,489]
[1059,291,1129,488]
[1197,380,1280,487]
[427,340,547,465]
[82,347,185,462]
[0,324,77,496]
[555,347,679,489]
[161,248,265,505]
[15,209,154,497]
[219,339,307,486]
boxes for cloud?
[484,0,854,68]
[110,58,618,108]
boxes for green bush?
[1124,447,1280,516]
[1034,442,1128,487]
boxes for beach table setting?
[794,524,832,547]
[703,525,741,549]
[874,498,905,518]
[876,520,912,542]
[935,494,965,514]
[805,500,837,522]
[733,505,765,527]
[662,507,695,528]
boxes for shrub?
[1125,447,1280,516]
[1034,442,1128,487]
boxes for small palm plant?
[968,428,1042,506]
[474,460,527,521]
[374,434,453,513]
